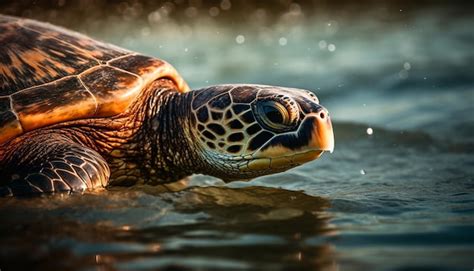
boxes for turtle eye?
[254,100,297,132]
[263,105,284,124]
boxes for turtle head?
[189,84,334,181]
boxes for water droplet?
[325,20,339,35]
[403,62,411,70]
[278,37,287,46]
[185,7,198,18]
[148,11,162,24]
[328,44,336,52]
[366,127,373,135]
[209,6,220,17]
[399,69,409,79]
[235,34,245,44]
[318,40,327,49]
[360,169,366,175]
[220,0,231,10]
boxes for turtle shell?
[0,15,190,144]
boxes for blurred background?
[0,1,473,270]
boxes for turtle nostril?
[319,112,325,119]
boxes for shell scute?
[109,54,190,93]
[79,66,142,116]
[25,22,129,61]
[11,77,96,131]
[0,23,97,95]
[0,97,23,143]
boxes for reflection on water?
[0,1,473,270]
[0,187,336,270]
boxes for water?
[1,2,473,270]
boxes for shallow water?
[1,2,473,271]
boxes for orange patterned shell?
[0,15,190,144]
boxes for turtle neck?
[105,79,204,186]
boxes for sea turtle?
[0,15,334,196]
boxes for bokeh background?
[0,1,473,270]
[3,0,473,139]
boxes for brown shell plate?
[0,15,190,144]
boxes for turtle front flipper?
[0,133,110,196]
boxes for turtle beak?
[310,107,334,153]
